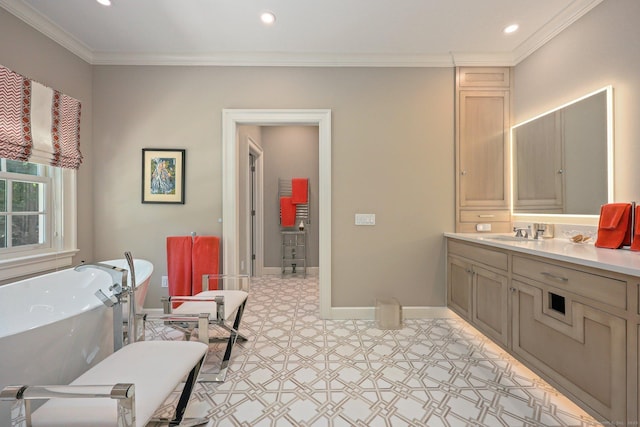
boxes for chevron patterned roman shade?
[0,64,82,169]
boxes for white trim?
[329,306,458,320]
[0,166,78,280]
[261,267,320,276]
[91,52,456,67]
[247,138,264,276]
[0,249,78,280]
[222,109,332,318]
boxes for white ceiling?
[0,0,603,67]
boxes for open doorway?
[221,109,332,318]
[242,127,319,277]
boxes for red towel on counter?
[166,236,193,306]
[595,203,632,249]
[291,178,308,204]
[631,205,640,251]
[192,236,219,293]
[280,196,296,227]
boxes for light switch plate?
[355,213,376,226]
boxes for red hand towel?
[167,236,193,306]
[280,196,296,227]
[192,236,220,293]
[595,203,632,249]
[291,178,308,204]
[631,205,640,251]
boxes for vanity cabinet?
[447,240,509,346]
[455,67,511,233]
[511,255,627,423]
[446,236,636,425]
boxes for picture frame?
[141,148,185,204]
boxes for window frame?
[0,162,78,280]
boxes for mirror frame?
[510,85,614,224]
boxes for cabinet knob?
[461,170,467,176]
[557,169,564,174]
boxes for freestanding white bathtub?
[0,258,153,421]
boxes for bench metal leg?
[149,354,209,426]
[199,300,247,383]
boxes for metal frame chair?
[160,274,249,382]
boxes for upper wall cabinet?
[456,67,511,233]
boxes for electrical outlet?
[161,276,168,288]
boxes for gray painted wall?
[88,65,454,309]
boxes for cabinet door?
[512,279,626,423]
[447,256,473,321]
[458,90,510,208]
[472,265,509,346]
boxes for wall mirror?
[511,86,613,216]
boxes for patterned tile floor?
[149,276,602,427]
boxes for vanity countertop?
[445,232,640,278]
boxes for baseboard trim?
[262,267,319,276]
[329,306,458,320]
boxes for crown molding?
[1,0,604,68]
[90,51,456,67]
[511,0,604,64]
[450,52,517,67]
[0,0,93,63]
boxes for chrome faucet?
[533,223,549,240]
[75,262,130,350]
[75,262,129,295]
[124,251,138,343]
[513,227,529,238]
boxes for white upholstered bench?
[161,274,249,382]
[1,340,209,427]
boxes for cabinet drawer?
[513,256,627,309]
[459,210,510,223]
[448,240,508,271]
[458,67,510,88]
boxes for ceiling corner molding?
[0,0,94,63]
[450,52,517,67]
[511,0,604,65]
[91,51,456,68]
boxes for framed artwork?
[141,148,185,204]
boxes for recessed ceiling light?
[261,11,276,25]
[96,0,111,5]
[503,24,519,34]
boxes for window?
[0,160,50,252]
[0,159,77,279]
